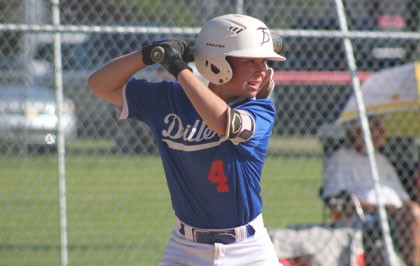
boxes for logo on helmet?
[257,27,271,47]
[206,42,225,49]
[228,25,245,34]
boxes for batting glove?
[141,40,173,65]
[256,64,275,99]
[158,41,192,78]
[141,40,191,74]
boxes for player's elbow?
[87,72,111,98]
[87,74,124,106]
[87,72,102,96]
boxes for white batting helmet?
[194,14,286,85]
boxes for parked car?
[0,83,77,153]
[0,53,12,69]
[0,53,23,82]
[32,30,198,154]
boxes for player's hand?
[142,40,194,65]
[141,40,191,78]
[256,63,274,99]
[156,41,192,78]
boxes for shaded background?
[0,0,419,265]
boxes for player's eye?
[245,59,262,66]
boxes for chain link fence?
[1,0,419,265]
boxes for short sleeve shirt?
[323,147,409,207]
[117,78,276,229]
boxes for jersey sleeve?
[230,99,276,155]
[118,78,181,125]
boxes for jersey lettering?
[208,160,229,192]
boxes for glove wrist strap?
[141,47,155,65]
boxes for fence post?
[333,0,400,265]
[51,0,69,265]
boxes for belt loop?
[179,223,185,235]
[176,217,194,241]
[234,225,247,241]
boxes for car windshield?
[0,85,55,101]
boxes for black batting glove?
[141,40,163,65]
[141,40,191,66]
[158,41,192,78]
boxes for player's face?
[224,57,267,98]
[353,118,387,151]
[369,119,387,148]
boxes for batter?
[88,14,286,265]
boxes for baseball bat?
[150,46,166,63]
[150,46,195,63]
[150,33,283,63]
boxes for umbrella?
[338,61,420,136]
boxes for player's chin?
[246,83,260,93]
[245,90,258,98]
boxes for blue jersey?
[121,78,276,229]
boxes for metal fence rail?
[0,0,419,265]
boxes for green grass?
[0,149,325,265]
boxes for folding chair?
[269,214,365,266]
[268,124,366,266]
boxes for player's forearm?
[177,70,228,136]
[88,50,146,106]
[359,200,399,214]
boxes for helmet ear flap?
[195,55,233,84]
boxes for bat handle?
[271,33,283,54]
[151,46,165,63]
[150,45,195,63]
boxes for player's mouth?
[247,80,261,91]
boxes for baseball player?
[88,14,285,265]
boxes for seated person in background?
[382,136,420,205]
[415,163,420,204]
[322,117,420,266]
